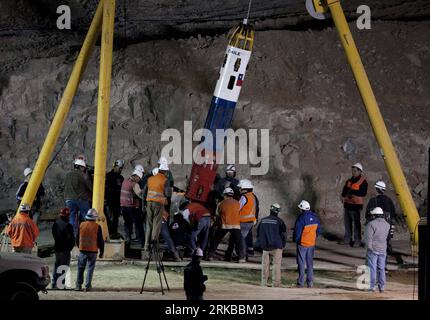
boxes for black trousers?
[344,208,362,244]
[209,228,243,260]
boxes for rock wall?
[1,20,430,239]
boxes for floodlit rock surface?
[1,1,430,239]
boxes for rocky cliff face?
[1,1,430,239]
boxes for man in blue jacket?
[256,203,287,287]
[293,200,321,288]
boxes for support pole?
[93,0,116,240]
[325,0,420,244]
[17,1,104,214]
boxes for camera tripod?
[140,240,170,295]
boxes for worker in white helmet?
[142,162,172,253]
[256,203,287,287]
[15,167,45,225]
[293,200,321,288]
[365,180,397,269]
[7,203,39,254]
[214,164,240,201]
[64,157,93,236]
[157,157,175,189]
[339,162,368,247]
[364,207,390,293]
[105,160,125,238]
[120,169,145,247]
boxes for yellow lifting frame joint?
[320,0,420,244]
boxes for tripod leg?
[140,248,152,294]
[158,254,170,291]
[153,245,165,295]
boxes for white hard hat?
[194,248,204,257]
[298,200,311,211]
[23,168,33,177]
[114,159,125,168]
[152,167,159,176]
[226,164,236,173]
[74,158,86,167]
[270,203,281,214]
[134,164,144,173]
[158,157,168,165]
[19,203,31,212]
[85,208,99,220]
[238,179,253,189]
[370,207,384,215]
[223,187,234,196]
[374,180,386,191]
[159,163,169,171]
[352,162,363,171]
[132,170,143,179]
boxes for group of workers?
[5,157,397,294]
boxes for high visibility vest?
[218,198,240,229]
[7,213,39,248]
[79,221,99,252]
[146,173,167,204]
[239,192,257,223]
[120,178,140,208]
[344,176,366,205]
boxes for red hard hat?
[60,207,70,217]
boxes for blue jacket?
[293,210,321,247]
[256,214,287,250]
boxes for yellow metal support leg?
[325,0,420,244]
[17,1,103,214]
[93,0,116,240]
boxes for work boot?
[141,250,150,260]
[75,285,82,291]
[173,252,181,262]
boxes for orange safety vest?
[79,221,99,252]
[120,178,141,208]
[6,212,39,249]
[300,224,319,247]
[146,173,168,204]
[218,198,240,229]
[344,176,366,205]
[239,192,257,223]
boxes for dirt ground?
[39,262,417,300]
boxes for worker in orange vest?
[226,179,259,261]
[75,208,104,292]
[340,162,368,247]
[7,203,39,254]
[207,187,243,261]
[142,162,172,253]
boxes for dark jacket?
[184,258,208,297]
[169,214,191,247]
[293,210,321,247]
[365,194,396,224]
[214,175,240,200]
[105,170,124,207]
[64,169,93,201]
[256,214,287,250]
[52,217,75,252]
[341,175,368,210]
[16,181,45,211]
[76,223,105,256]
